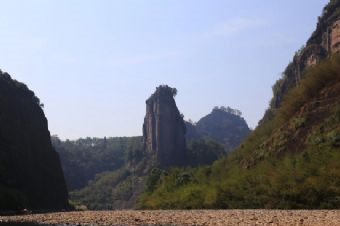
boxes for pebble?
[0,210,339,226]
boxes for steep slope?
[186,106,250,152]
[0,71,68,211]
[270,0,340,109]
[138,1,340,209]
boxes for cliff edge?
[271,0,340,109]
[0,71,68,211]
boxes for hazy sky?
[0,0,329,139]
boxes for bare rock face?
[143,85,187,167]
[271,1,340,109]
[0,71,68,210]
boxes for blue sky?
[0,0,329,139]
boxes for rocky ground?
[1,210,340,226]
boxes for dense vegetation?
[56,135,228,209]
[0,70,43,108]
[70,168,131,210]
[52,136,143,191]
[55,121,234,209]
[138,55,340,209]
[186,139,226,166]
[53,136,146,209]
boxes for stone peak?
[147,85,177,102]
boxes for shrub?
[277,55,340,126]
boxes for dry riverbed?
[1,210,340,226]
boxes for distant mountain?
[139,0,340,209]
[185,106,251,152]
[0,71,68,211]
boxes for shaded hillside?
[138,1,340,209]
[52,136,142,191]
[0,71,68,211]
[70,161,149,210]
[186,139,226,167]
[186,106,250,152]
[54,136,145,209]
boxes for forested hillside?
[52,136,142,191]
[52,136,147,209]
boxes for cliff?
[0,71,68,211]
[271,0,340,109]
[143,85,187,167]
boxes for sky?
[0,0,329,139]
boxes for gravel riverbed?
[1,210,340,226]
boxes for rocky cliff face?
[271,0,340,109]
[0,71,68,210]
[143,85,187,167]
